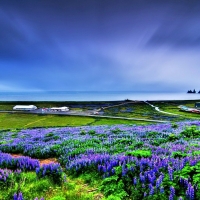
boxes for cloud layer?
[0,0,200,92]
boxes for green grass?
[153,101,200,120]
[0,171,101,200]
[103,100,200,122]
[0,113,151,130]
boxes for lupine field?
[1,121,200,199]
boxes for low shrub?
[88,130,96,135]
[180,125,200,138]
[125,150,151,158]
[172,151,187,158]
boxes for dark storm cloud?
[146,1,200,48]
[0,0,200,91]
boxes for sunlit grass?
[0,113,151,130]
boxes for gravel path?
[143,101,181,116]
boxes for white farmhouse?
[13,105,37,111]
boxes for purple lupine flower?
[149,184,154,195]
[13,193,18,200]
[184,178,189,188]
[168,166,173,181]
[140,172,145,183]
[98,164,102,172]
[160,186,164,194]
[148,174,154,184]
[130,166,134,172]
[111,168,115,174]
[102,166,107,173]
[179,177,183,185]
[186,183,195,200]
[13,192,23,200]
[122,168,127,177]
[133,177,137,185]
[169,194,174,200]
[189,186,195,200]
[156,176,162,188]
[170,186,175,197]
[18,192,23,200]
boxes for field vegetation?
[0,121,200,199]
[102,100,200,122]
[0,113,151,130]
[0,100,200,199]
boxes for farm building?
[13,105,37,110]
[50,107,69,111]
[195,102,200,108]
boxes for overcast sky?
[0,0,200,92]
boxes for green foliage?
[150,138,167,146]
[43,132,60,142]
[180,125,200,138]
[100,176,128,199]
[168,134,179,142]
[11,132,18,138]
[173,162,200,199]
[50,196,66,200]
[0,170,22,190]
[88,130,96,135]
[172,151,187,158]
[177,162,200,183]
[133,141,144,148]
[0,141,7,145]
[146,131,159,138]
[190,143,199,147]
[192,150,200,156]
[118,138,132,145]
[104,195,121,200]
[28,178,51,194]
[125,150,151,158]
[111,128,121,134]
[171,123,178,128]
[0,172,49,200]
[45,132,54,137]
[80,130,86,135]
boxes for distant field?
[103,100,200,122]
[0,100,200,129]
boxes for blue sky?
[0,0,200,92]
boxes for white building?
[50,106,69,112]
[13,105,37,111]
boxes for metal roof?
[50,107,69,110]
[13,105,37,108]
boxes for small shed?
[195,102,200,108]
[13,105,37,110]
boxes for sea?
[0,91,200,101]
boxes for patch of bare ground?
[93,193,104,200]
[74,179,104,199]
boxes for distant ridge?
[187,89,200,93]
